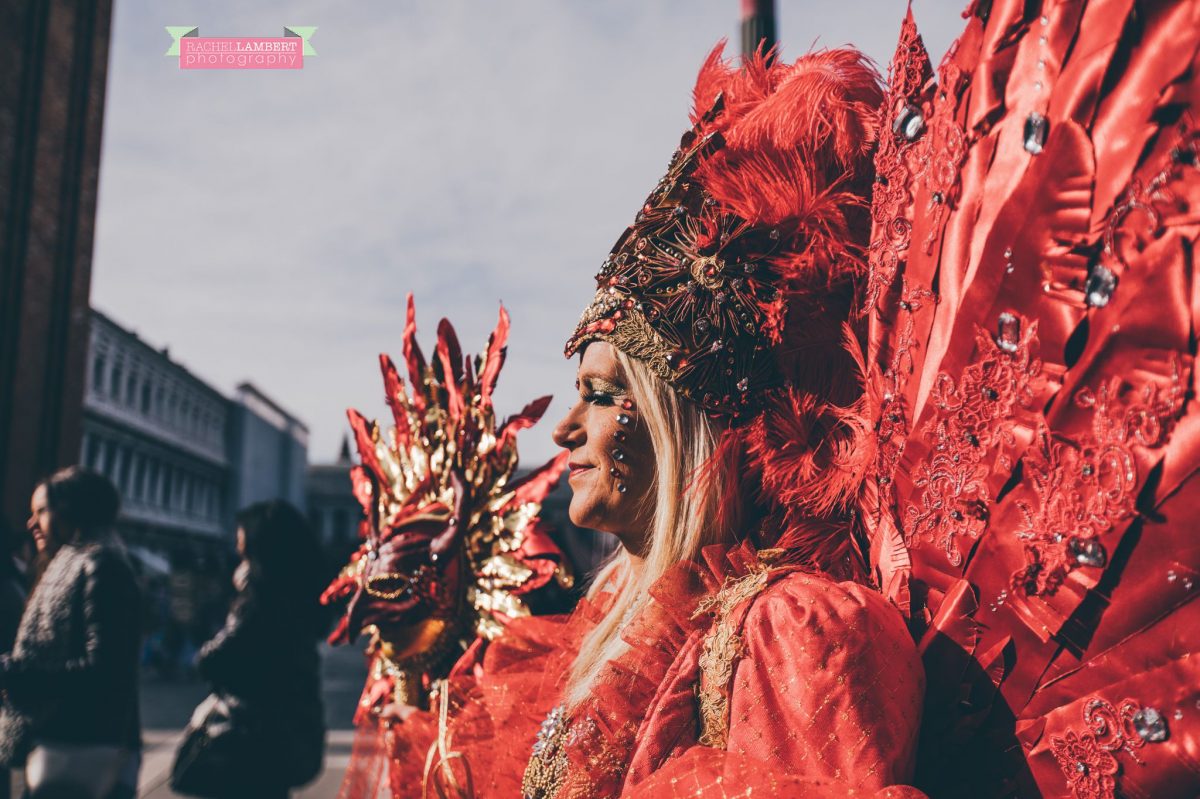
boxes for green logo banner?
[163,26,198,56]
[283,27,318,56]
[164,27,318,57]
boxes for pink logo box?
[180,37,303,70]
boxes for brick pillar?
[0,0,113,529]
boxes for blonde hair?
[563,349,735,708]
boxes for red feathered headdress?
[565,44,883,580]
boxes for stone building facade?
[82,309,307,565]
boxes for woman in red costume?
[372,44,928,799]
[343,1,1200,796]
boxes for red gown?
[365,544,925,798]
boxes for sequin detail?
[1049,697,1170,799]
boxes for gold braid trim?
[610,314,676,383]
[571,303,679,388]
[692,555,779,749]
[422,680,475,799]
[521,705,570,799]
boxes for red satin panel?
[862,1,1200,797]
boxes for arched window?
[110,362,123,398]
[133,455,146,501]
[148,460,161,505]
[92,355,106,393]
[103,439,117,478]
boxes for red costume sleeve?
[623,572,926,797]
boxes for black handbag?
[169,693,252,797]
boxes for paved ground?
[8,643,369,799]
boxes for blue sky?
[91,1,964,466]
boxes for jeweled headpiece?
[566,46,882,420]
[567,46,884,579]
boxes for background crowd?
[0,467,329,799]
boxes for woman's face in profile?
[552,342,655,552]
[27,485,59,555]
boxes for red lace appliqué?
[905,59,969,256]
[866,12,932,306]
[903,319,1042,567]
[1101,131,1198,275]
[1051,731,1119,799]
[875,281,936,494]
[1011,360,1185,597]
[1050,696,1167,799]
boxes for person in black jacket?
[0,518,28,799]
[194,500,327,799]
[0,467,142,799]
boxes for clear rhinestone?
[1168,570,1178,582]
[1085,264,1117,308]
[1174,709,1184,721]
[1132,707,1169,743]
[893,104,926,142]
[1024,112,1048,154]
[616,413,631,425]
[736,377,750,392]
[1069,537,1107,568]
[617,483,627,494]
[611,448,626,462]
[995,312,1021,353]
